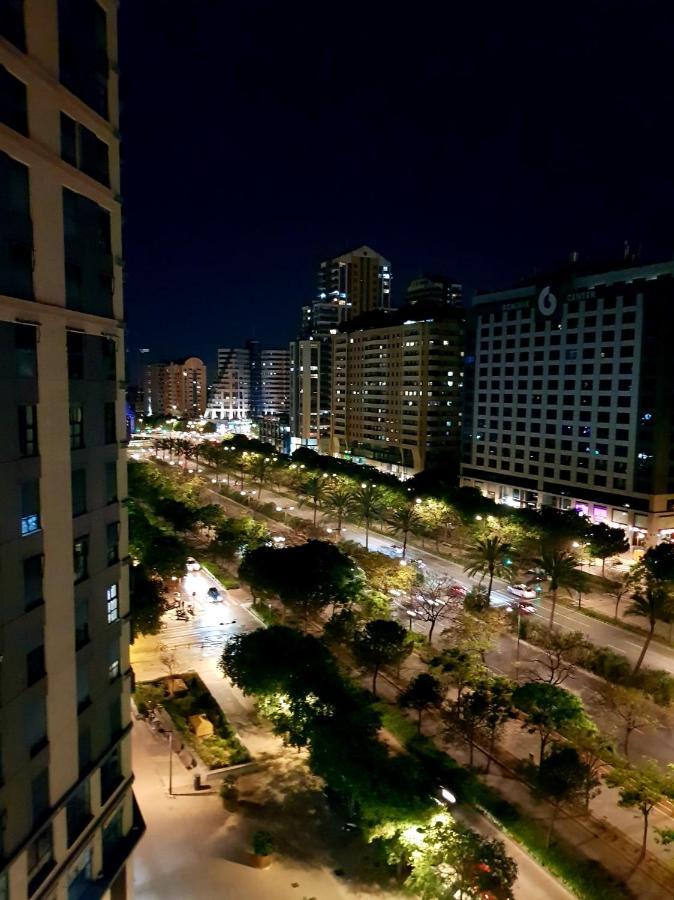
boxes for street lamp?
[440,787,456,804]
[405,608,417,631]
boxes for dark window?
[24,555,43,610]
[15,323,36,377]
[77,662,90,712]
[18,404,38,456]
[26,644,45,686]
[72,468,87,516]
[20,479,40,536]
[0,151,33,300]
[73,536,89,583]
[78,728,91,774]
[102,337,116,379]
[75,597,89,650]
[60,113,109,186]
[0,64,28,134]
[104,401,116,443]
[106,521,119,565]
[109,698,122,740]
[0,0,26,50]
[58,0,109,117]
[66,781,91,845]
[70,404,84,449]
[67,331,85,379]
[63,188,113,315]
[27,825,54,894]
[105,461,118,503]
[100,747,122,803]
[26,698,47,759]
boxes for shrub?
[134,683,164,715]
[631,668,674,706]
[581,646,632,683]
[252,830,275,856]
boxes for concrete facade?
[0,2,142,898]
[142,357,206,419]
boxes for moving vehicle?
[507,583,537,600]
[448,583,467,599]
[508,600,536,615]
[207,586,223,602]
[186,557,200,572]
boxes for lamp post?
[168,731,174,796]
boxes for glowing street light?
[440,787,456,804]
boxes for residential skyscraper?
[0,2,143,899]
[205,348,251,421]
[461,258,674,548]
[406,274,462,307]
[330,308,465,475]
[317,245,392,320]
[260,348,290,416]
[142,357,207,418]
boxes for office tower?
[245,339,262,418]
[318,245,392,320]
[205,348,251,421]
[0,2,143,899]
[289,340,324,449]
[406,274,462,307]
[260,349,290,416]
[330,308,465,476]
[142,357,207,418]
[461,258,674,548]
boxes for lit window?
[106,584,119,623]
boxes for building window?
[23,554,43,610]
[27,825,54,894]
[0,64,28,134]
[66,781,91,846]
[100,747,122,803]
[106,521,119,565]
[101,336,116,380]
[25,697,47,758]
[72,467,87,516]
[26,644,45,686]
[15,322,37,377]
[106,584,119,623]
[78,728,91,775]
[67,331,85,379]
[104,401,116,444]
[70,404,84,449]
[108,640,120,681]
[18,403,38,456]
[73,536,89,583]
[105,461,118,503]
[0,151,33,300]
[75,597,89,650]
[0,0,26,51]
[60,113,109,186]
[63,188,113,316]
[77,662,90,713]
[58,0,109,117]
[20,480,40,536]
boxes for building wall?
[289,340,323,448]
[460,262,674,546]
[330,316,464,476]
[143,358,206,418]
[205,348,251,420]
[0,2,142,899]
[260,348,289,416]
[317,245,391,320]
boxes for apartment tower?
[0,2,143,899]
[142,357,207,418]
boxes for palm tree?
[387,502,423,559]
[531,545,581,630]
[249,453,272,500]
[324,478,355,535]
[463,535,510,606]
[625,573,673,673]
[299,473,329,525]
[173,438,191,469]
[352,482,385,550]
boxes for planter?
[249,853,272,869]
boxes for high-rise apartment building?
[290,246,393,450]
[260,349,290,416]
[406,274,462,307]
[461,259,674,547]
[205,348,251,421]
[142,357,207,418]
[330,309,465,476]
[0,3,143,899]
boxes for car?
[448,583,467,598]
[207,586,222,602]
[508,600,536,616]
[507,583,537,600]
[525,567,546,581]
[186,557,200,572]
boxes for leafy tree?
[585,522,630,575]
[399,673,443,734]
[449,679,492,768]
[605,760,674,866]
[448,609,507,664]
[512,681,588,767]
[463,535,510,606]
[299,472,329,525]
[129,564,167,640]
[407,575,460,644]
[352,482,386,550]
[608,569,639,621]
[429,648,485,710]
[537,746,589,848]
[625,552,674,673]
[340,541,419,595]
[530,630,589,686]
[212,515,270,560]
[416,497,457,551]
[324,478,355,534]
[477,676,515,774]
[530,545,581,630]
[354,619,411,695]
[323,608,359,645]
[598,683,664,758]
[562,724,611,810]
[387,502,423,559]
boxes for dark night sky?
[119,1,674,378]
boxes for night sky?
[119,1,674,378]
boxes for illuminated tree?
[625,551,674,673]
[585,522,630,575]
[352,482,386,550]
[324,478,355,534]
[408,575,460,644]
[399,673,443,734]
[598,683,665,758]
[530,544,581,630]
[530,630,589,686]
[537,746,589,848]
[354,619,411,695]
[463,536,510,606]
[387,502,423,559]
[512,681,588,767]
[299,472,330,525]
[605,760,674,866]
